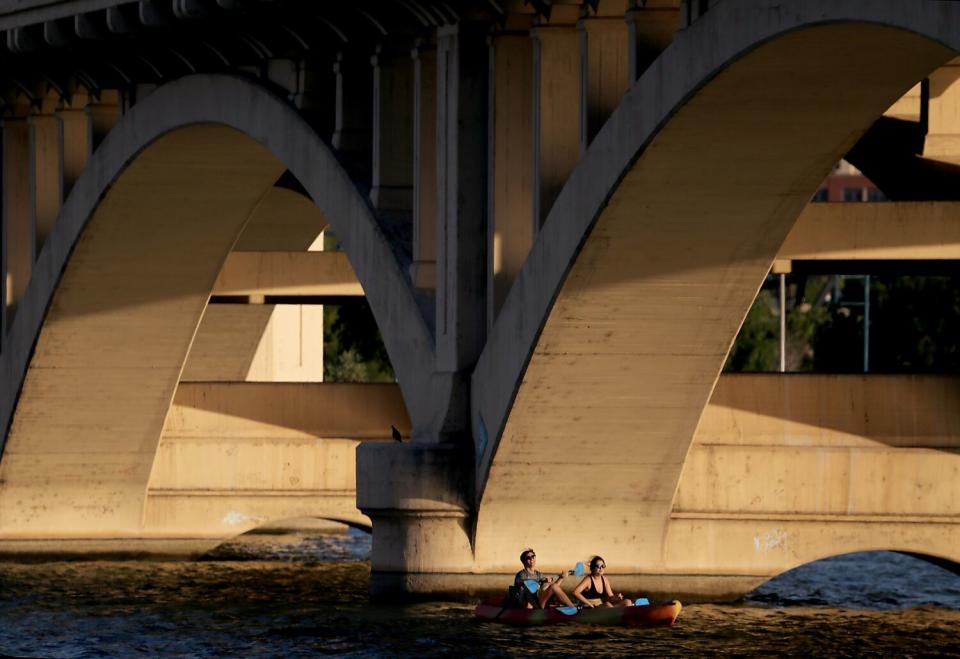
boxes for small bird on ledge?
[391,425,403,442]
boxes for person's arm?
[602,576,626,602]
[572,577,595,607]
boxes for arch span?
[472,0,960,577]
[0,74,433,538]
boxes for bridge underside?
[0,0,959,599]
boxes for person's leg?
[542,583,574,607]
[603,594,634,608]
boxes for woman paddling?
[573,556,634,608]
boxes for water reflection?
[0,530,958,658]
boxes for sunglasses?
[523,554,536,560]
[594,564,606,569]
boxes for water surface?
[1,530,958,657]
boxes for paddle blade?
[573,562,585,576]
[524,579,540,594]
[556,606,578,616]
[635,597,650,606]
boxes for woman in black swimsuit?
[572,556,634,608]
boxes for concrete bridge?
[0,0,959,599]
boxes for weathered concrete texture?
[780,202,960,261]
[0,125,285,537]
[369,373,960,600]
[465,1,960,593]
[0,75,434,541]
[663,374,960,591]
[212,252,363,297]
[181,305,325,383]
[163,382,409,442]
[232,186,327,252]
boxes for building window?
[843,187,865,202]
[812,188,829,202]
[867,187,887,202]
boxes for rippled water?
[1,529,958,658]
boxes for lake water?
[1,529,958,658]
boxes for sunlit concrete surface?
[0,75,430,548]
[0,125,285,537]
[472,19,952,578]
[661,374,960,599]
[1,0,960,596]
[213,252,364,297]
[181,305,326,383]
[781,202,960,261]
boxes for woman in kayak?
[573,556,634,608]
[514,549,576,609]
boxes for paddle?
[518,562,587,614]
[524,560,585,594]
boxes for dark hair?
[590,555,605,571]
[520,548,535,563]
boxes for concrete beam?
[779,202,960,261]
[165,382,410,441]
[211,250,363,297]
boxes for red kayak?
[474,597,682,627]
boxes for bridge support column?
[57,103,91,196]
[411,41,437,290]
[625,1,679,82]
[488,28,534,319]
[435,22,488,396]
[333,50,373,176]
[371,44,414,211]
[578,10,630,152]
[357,443,474,599]
[30,113,64,250]
[87,89,121,150]
[532,16,581,226]
[2,116,34,325]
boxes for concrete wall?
[659,374,960,599]
[143,382,410,537]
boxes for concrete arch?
[472,0,960,573]
[0,74,433,538]
[748,548,960,598]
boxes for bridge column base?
[357,442,475,599]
